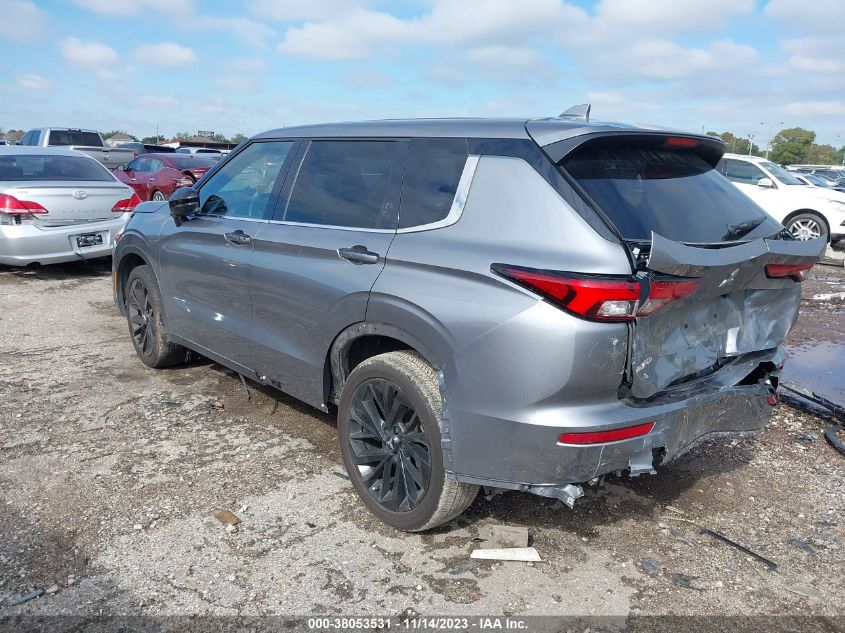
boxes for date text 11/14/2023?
[306,616,529,630]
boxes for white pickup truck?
[18,128,135,170]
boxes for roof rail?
[558,104,591,121]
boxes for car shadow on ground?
[0,258,112,283]
[205,362,759,536]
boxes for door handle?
[224,230,252,246]
[337,245,379,265]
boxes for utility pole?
[747,134,755,156]
[762,121,783,160]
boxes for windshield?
[760,161,804,185]
[561,144,782,243]
[0,154,114,181]
[805,174,831,187]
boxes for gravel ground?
[0,257,843,622]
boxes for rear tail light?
[112,193,142,213]
[559,421,655,445]
[765,262,813,281]
[491,265,699,322]
[0,193,48,215]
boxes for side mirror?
[169,186,199,224]
[757,177,774,188]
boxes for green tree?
[835,146,845,167]
[804,144,837,164]
[705,131,759,155]
[209,132,230,143]
[230,133,248,144]
[769,127,815,164]
[141,135,167,144]
[173,131,193,140]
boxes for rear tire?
[125,265,185,368]
[338,351,478,531]
[786,212,828,242]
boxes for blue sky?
[1,0,843,148]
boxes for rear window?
[47,130,102,147]
[561,143,781,243]
[0,155,114,181]
[167,156,216,170]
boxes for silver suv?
[113,114,824,531]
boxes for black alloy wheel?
[346,378,431,513]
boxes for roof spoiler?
[558,104,591,122]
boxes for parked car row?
[718,153,845,243]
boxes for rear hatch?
[553,133,825,399]
[0,153,132,226]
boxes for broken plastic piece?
[471,547,541,562]
[525,483,584,508]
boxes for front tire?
[338,351,478,531]
[152,190,167,202]
[786,212,828,241]
[125,265,185,368]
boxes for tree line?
[706,127,845,165]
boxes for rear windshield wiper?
[722,218,765,241]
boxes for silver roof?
[253,117,680,146]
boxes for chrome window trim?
[396,154,479,234]
[266,219,394,233]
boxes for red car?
[115,153,216,202]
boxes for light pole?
[762,121,783,160]
[747,134,755,156]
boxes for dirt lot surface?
[0,257,843,624]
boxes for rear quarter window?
[399,138,468,229]
[561,143,782,243]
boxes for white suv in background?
[718,153,845,244]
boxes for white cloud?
[278,0,581,59]
[134,43,197,67]
[0,0,46,41]
[590,0,755,37]
[215,75,258,92]
[343,70,394,88]
[764,0,844,33]
[16,73,52,90]
[250,0,367,21]
[782,100,845,117]
[783,37,845,74]
[73,0,193,16]
[59,38,118,68]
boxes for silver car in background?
[0,147,139,266]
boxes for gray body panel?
[158,215,257,367]
[112,116,822,499]
[250,222,395,407]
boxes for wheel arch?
[782,208,831,242]
[325,322,444,406]
[114,247,151,316]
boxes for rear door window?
[284,140,399,229]
[399,138,468,229]
[719,159,767,185]
[561,142,781,243]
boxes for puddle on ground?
[783,341,845,403]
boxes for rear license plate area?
[75,233,103,248]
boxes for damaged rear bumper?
[449,348,783,504]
